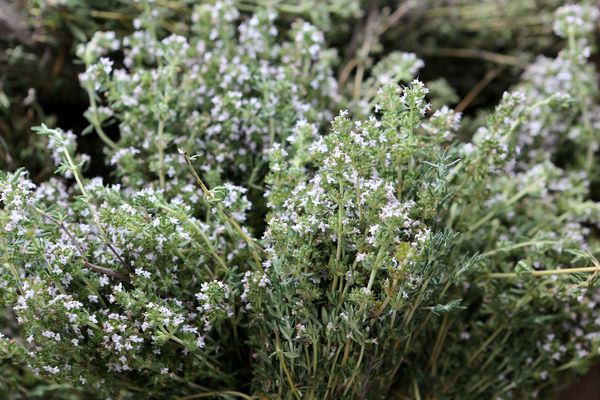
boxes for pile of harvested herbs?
[1,1,599,399]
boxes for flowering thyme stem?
[179,149,264,270]
[370,278,398,326]
[336,189,344,262]
[63,148,88,198]
[33,206,84,254]
[157,203,227,274]
[61,145,128,268]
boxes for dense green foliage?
[1,1,599,399]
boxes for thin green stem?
[157,118,166,189]
[336,189,344,262]
[157,203,227,273]
[63,149,89,199]
[489,265,600,279]
[86,88,118,150]
[179,149,264,270]
[275,332,301,400]
[468,181,538,233]
[428,314,449,375]
[481,240,558,257]
[467,326,503,365]
[366,242,388,291]
[175,391,254,400]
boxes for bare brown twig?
[338,0,417,90]
[422,47,528,68]
[83,260,131,283]
[34,207,130,283]
[455,67,503,113]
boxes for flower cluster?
[0,126,253,397]
[515,3,599,171]
[400,6,600,398]
[246,81,478,398]
[77,0,339,200]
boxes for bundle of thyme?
[1,2,600,400]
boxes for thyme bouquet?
[402,6,600,398]
[2,1,600,399]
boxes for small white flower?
[355,253,367,262]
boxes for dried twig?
[83,260,131,283]
[379,0,417,34]
[339,0,417,89]
[422,47,528,68]
[34,207,130,283]
[455,67,503,112]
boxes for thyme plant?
[398,5,600,398]
[1,2,600,400]
[245,81,478,399]
[0,125,255,397]
[77,0,339,194]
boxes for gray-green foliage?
[77,0,339,194]
[396,5,600,398]
[245,80,477,399]
[0,124,254,397]
[1,2,600,400]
